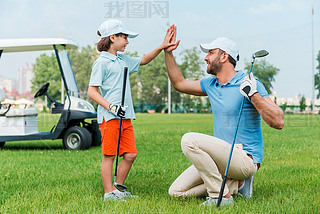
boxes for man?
[164,26,284,206]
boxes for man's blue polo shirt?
[89,51,141,123]
[200,70,268,163]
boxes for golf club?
[114,66,128,192]
[216,50,269,208]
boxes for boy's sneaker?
[118,190,138,199]
[104,191,126,201]
[201,196,234,206]
[238,175,254,199]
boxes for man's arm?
[240,73,284,129]
[164,51,206,96]
[164,25,205,96]
[250,94,284,130]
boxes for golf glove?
[109,104,127,118]
[240,73,257,99]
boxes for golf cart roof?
[0,38,78,53]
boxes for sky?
[0,0,319,98]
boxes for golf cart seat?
[0,107,39,136]
[2,108,38,117]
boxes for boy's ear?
[110,35,115,42]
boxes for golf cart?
[0,38,101,150]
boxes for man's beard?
[207,58,222,76]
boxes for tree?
[31,53,61,101]
[31,46,99,104]
[138,52,168,111]
[299,95,307,112]
[314,51,320,98]
[179,47,205,80]
[244,59,279,94]
[279,102,287,112]
[68,45,99,101]
[31,46,206,112]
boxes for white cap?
[98,19,139,39]
[200,37,239,61]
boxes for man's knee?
[123,153,137,163]
[181,132,198,153]
[168,185,175,197]
[168,184,183,197]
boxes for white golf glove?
[109,104,127,118]
[240,73,258,99]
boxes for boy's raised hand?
[164,25,180,52]
[162,25,180,51]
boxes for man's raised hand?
[164,25,180,52]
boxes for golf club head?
[114,182,127,192]
[254,50,269,58]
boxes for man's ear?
[220,52,228,63]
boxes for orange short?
[99,118,137,156]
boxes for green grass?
[1,113,320,213]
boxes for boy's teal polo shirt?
[89,51,141,123]
[200,70,269,164]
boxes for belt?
[247,154,261,169]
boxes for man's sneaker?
[104,191,126,201]
[238,175,254,199]
[201,196,234,206]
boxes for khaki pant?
[169,132,257,198]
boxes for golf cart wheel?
[0,142,5,149]
[63,127,92,150]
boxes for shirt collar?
[100,51,122,61]
[225,70,244,85]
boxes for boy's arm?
[140,25,175,66]
[140,46,163,65]
[88,86,111,110]
[88,86,126,117]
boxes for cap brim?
[100,30,139,38]
[123,30,139,38]
[200,43,218,53]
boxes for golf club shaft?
[217,59,255,208]
[114,67,128,181]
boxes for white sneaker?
[238,175,254,199]
[116,190,138,199]
[201,196,234,206]
[104,191,126,201]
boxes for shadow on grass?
[1,142,64,151]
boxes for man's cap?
[98,19,139,39]
[200,37,239,61]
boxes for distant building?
[17,63,34,95]
[0,75,14,94]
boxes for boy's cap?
[98,19,138,38]
[200,37,239,61]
